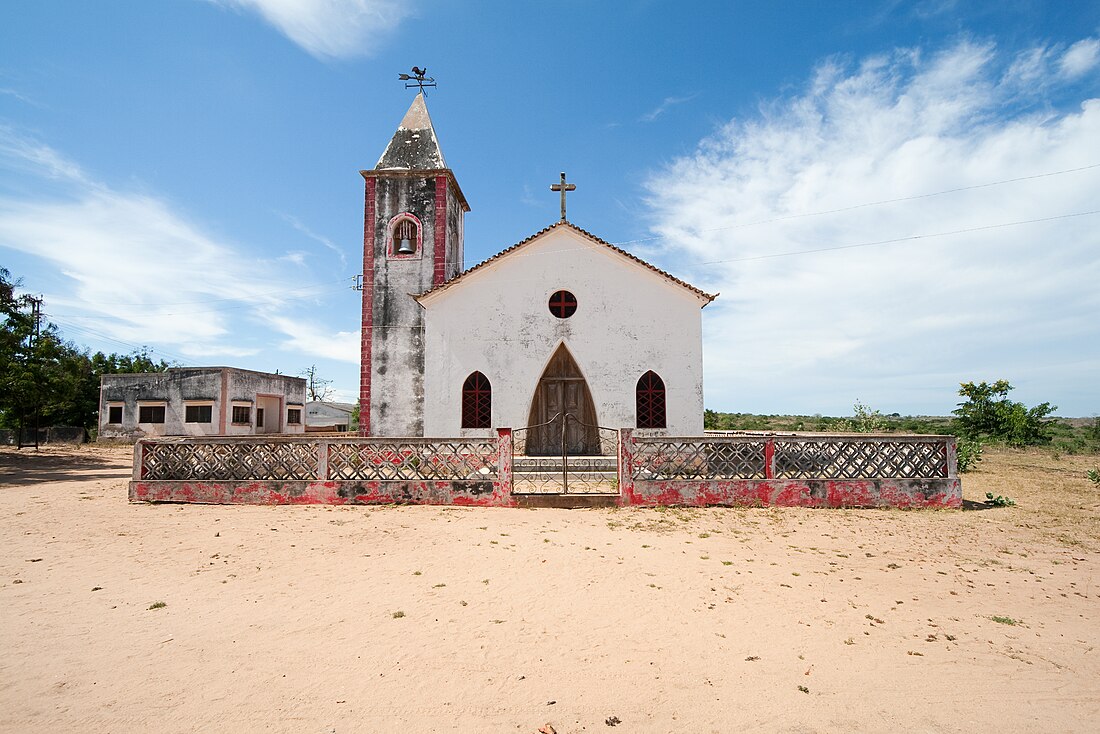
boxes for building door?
[255,395,282,434]
[525,345,599,456]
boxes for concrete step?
[514,494,620,508]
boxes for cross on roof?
[550,172,576,221]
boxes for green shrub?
[985,492,1016,507]
[953,380,1056,446]
[956,438,983,473]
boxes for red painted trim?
[627,478,962,509]
[218,369,228,434]
[764,439,775,479]
[497,428,513,492]
[359,177,376,436]
[130,479,516,507]
[618,428,635,502]
[433,174,448,286]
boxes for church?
[358,93,716,454]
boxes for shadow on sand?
[0,449,131,487]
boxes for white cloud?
[1061,38,1100,79]
[643,39,1100,415]
[264,314,360,362]
[0,129,357,366]
[278,211,348,269]
[210,0,411,59]
[640,94,698,123]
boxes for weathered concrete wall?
[130,476,959,509]
[225,370,307,436]
[445,179,464,280]
[366,176,437,437]
[421,226,706,437]
[128,433,960,509]
[622,478,961,508]
[130,479,515,506]
[99,368,305,442]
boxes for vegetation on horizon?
[705,381,1098,467]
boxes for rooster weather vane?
[398,66,436,93]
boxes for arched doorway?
[525,344,600,456]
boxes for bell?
[396,238,415,255]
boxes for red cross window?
[636,371,667,429]
[548,290,578,319]
[461,371,492,429]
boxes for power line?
[612,161,1100,246]
[697,209,1100,265]
[87,276,357,308]
[46,316,197,366]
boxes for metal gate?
[512,413,620,495]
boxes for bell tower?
[359,92,469,436]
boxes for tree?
[831,400,888,433]
[300,364,334,402]
[0,268,74,431]
[953,380,1056,446]
[1,268,171,430]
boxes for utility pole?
[18,297,43,450]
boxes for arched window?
[462,371,492,429]
[390,215,421,257]
[636,371,666,429]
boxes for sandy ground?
[1,444,1098,733]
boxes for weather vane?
[398,66,436,93]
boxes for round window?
[548,290,577,319]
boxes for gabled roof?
[374,92,447,170]
[415,220,718,306]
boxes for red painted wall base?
[130,477,959,508]
[624,478,961,509]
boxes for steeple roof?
[374,92,447,170]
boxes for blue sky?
[2,0,1098,417]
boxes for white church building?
[358,93,716,454]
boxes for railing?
[133,431,957,509]
[631,434,954,480]
[137,436,500,482]
[511,414,620,494]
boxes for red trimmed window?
[636,371,667,429]
[461,371,492,429]
[548,290,577,319]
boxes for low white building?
[99,367,306,442]
[305,401,355,432]
[358,93,715,453]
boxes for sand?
[1,443,1098,733]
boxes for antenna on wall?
[398,67,436,94]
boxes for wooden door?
[526,345,599,456]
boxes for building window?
[548,290,577,319]
[461,371,492,429]
[636,371,666,429]
[107,405,123,424]
[287,408,302,425]
[389,214,421,257]
[185,405,213,423]
[232,405,251,424]
[138,405,166,424]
